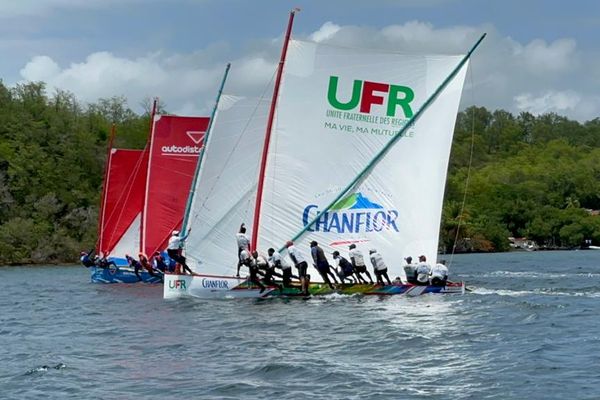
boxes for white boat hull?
[164,273,465,299]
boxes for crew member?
[167,229,193,275]
[403,256,418,284]
[125,254,143,281]
[349,244,374,284]
[430,260,449,286]
[238,248,266,293]
[286,240,309,296]
[310,241,337,289]
[95,256,117,270]
[152,251,169,273]
[416,255,432,285]
[369,249,392,285]
[139,252,160,278]
[80,249,96,268]
[236,223,251,266]
[332,251,355,284]
[268,248,298,288]
[253,250,282,291]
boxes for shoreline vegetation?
[1,81,599,265]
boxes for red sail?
[99,148,148,256]
[142,115,209,256]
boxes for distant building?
[508,237,538,251]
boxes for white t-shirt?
[236,233,250,250]
[269,251,291,270]
[430,263,448,280]
[239,249,252,263]
[287,245,306,265]
[416,262,431,283]
[255,255,268,268]
[168,234,183,250]
[349,248,366,266]
[369,252,387,271]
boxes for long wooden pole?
[251,9,297,250]
[97,123,117,255]
[140,98,158,254]
[181,63,231,233]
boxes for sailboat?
[164,11,484,298]
[91,102,210,283]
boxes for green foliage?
[1,77,598,263]
[443,106,600,252]
[0,80,149,265]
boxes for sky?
[1,0,599,121]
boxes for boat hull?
[164,273,464,299]
[90,266,163,284]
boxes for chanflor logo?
[327,76,415,118]
[303,192,399,234]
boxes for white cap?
[172,230,180,235]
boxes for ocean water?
[1,250,600,399]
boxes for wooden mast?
[251,9,298,250]
[97,123,117,255]
[140,98,158,254]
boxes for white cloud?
[14,19,599,121]
[310,22,341,43]
[19,50,276,116]
[514,90,581,115]
[514,91,600,121]
[513,38,578,74]
[20,56,61,82]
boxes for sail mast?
[140,98,158,254]
[181,63,231,233]
[251,9,298,250]
[281,33,487,251]
[97,123,117,255]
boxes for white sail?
[256,39,468,279]
[184,95,270,275]
[111,213,141,258]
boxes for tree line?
[0,81,598,264]
[0,81,150,264]
[441,107,600,252]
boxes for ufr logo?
[169,279,187,289]
[327,75,415,118]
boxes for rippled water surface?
[2,251,600,399]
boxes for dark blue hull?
[90,260,163,284]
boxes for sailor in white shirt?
[286,240,309,295]
[268,248,297,288]
[237,249,266,293]
[430,260,449,286]
[402,256,418,284]
[369,249,392,285]
[349,244,374,284]
[416,255,432,285]
[236,223,251,260]
[167,229,192,275]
